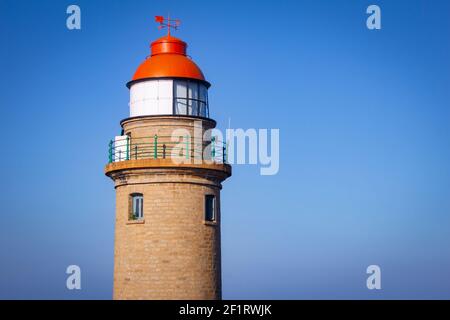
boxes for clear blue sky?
[1,0,450,299]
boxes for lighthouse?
[104,16,231,300]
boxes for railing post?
[154,134,158,159]
[223,142,226,163]
[185,135,190,159]
[135,145,138,160]
[226,142,229,163]
[126,136,130,160]
[163,144,166,159]
[108,140,113,163]
[211,136,216,159]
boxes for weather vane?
[155,15,180,36]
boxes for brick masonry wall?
[121,116,218,162]
[122,115,216,141]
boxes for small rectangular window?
[205,195,216,222]
[130,193,144,220]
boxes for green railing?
[108,135,227,164]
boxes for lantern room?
[127,35,210,118]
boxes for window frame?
[129,193,144,220]
[173,79,209,118]
[204,194,216,222]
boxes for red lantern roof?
[128,35,208,88]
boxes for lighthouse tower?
[105,17,231,300]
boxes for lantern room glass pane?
[172,80,208,117]
[175,80,187,98]
[199,84,207,103]
[188,82,199,116]
[189,82,198,99]
[176,100,187,115]
[175,80,187,115]
[200,84,208,117]
[199,102,206,117]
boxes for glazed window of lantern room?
[188,81,198,116]
[175,80,187,115]
[130,79,209,118]
[174,80,209,117]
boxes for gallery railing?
[108,135,227,164]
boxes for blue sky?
[1,0,450,299]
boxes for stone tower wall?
[108,116,229,300]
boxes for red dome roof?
[128,35,208,87]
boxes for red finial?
[155,14,180,36]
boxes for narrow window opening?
[130,193,144,220]
[205,195,216,222]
